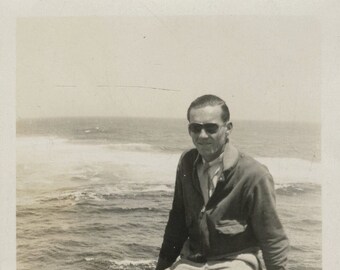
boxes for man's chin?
[197,149,214,160]
[197,146,225,161]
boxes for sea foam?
[17,136,321,186]
[256,157,321,184]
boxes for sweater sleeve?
[156,157,189,269]
[247,173,289,270]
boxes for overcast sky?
[17,16,321,122]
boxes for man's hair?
[187,94,230,122]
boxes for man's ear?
[226,122,233,136]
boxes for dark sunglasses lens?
[189,123,219,134]
[204,123,219,133]
[189,123,203,133]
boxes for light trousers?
[166,253,260,270]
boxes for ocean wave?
[256,157,321,184]
[107,143,158,152]
[83,258,156,270]
[39,184,174,203]
[17,136,322,186]
[109,259,156,270]
[81,127,105,134]
[41,190,104,203]
[109,259,156,266]
[76,204,158,213]
[301,219,321,226]
[16,136,169,154]
[37,181,318,206]
[274,182,320,195]
[289,245,306,252]
[108,143,184,153]
[16,209,41,218]
[17,136,180,173]
[136,184,174,193]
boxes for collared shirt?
[197,153,224,205]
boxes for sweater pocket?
[215,219,247,235]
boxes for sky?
[16,16,321,122]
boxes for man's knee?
[168,259,203,270]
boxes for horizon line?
[16,116,321,124]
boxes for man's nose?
[198,128,209,138]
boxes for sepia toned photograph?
[16,14,322,270]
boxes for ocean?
[16,117,321,270]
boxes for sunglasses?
[188,123,223,134]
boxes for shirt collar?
[222,143,240,172]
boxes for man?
[156,95,289,270]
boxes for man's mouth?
[198,142,211,146]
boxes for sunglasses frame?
[188,122,224,134]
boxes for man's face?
[188,105,231,162]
